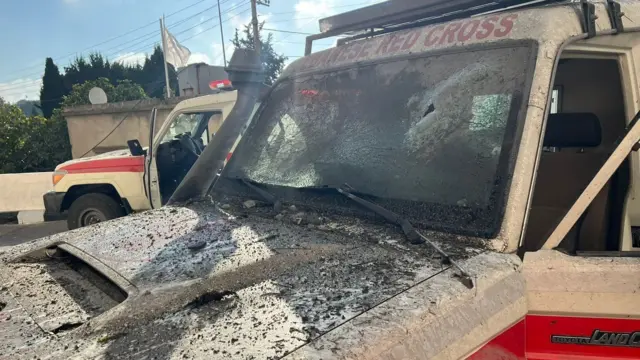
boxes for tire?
[67,193,126,230]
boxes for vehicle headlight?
[52,170,67,186]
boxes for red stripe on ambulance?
[60,156,144,174]
[468,315,640,359]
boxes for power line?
[0,1,249,95]
[258,1,372,16]
[262,28,313,35]
[114,3,250,64]
[0,2,250,100]
[179,5,251,43]
[1,0,216,81]
[1,0,242,87]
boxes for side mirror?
[127,139,146,156]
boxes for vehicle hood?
[0,201,515,359]
[55,149,140,171]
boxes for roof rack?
[305,0,565,55]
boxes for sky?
[0,0,383,103]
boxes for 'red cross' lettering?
[439,22,463,45]
[424,25,444,46]
[376,35,394,55]
[335,47,348,62]
[458,20,480,42]
[402,29,421,50]
[357,41,373,59]
[313,51,328,68]
[347,43,362,60]
[494,14,518,37]
[388,33,406,53]
[476,16,499,40]
[327,48,341,65]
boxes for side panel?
[468,316,640,360]
[56,157,149,211]
[467,319,526,360]
[522,251,640,360]
[527,315,640,360]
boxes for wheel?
[67,193,126,230]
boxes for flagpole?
[160,15,172,99]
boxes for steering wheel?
[175,133,202,156]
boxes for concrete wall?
[0,173,53,224]
[63,97,191,159]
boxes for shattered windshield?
[222,44,534,236]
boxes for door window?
[160,112,215,144]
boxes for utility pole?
[250,0,261,59]
[217,0,227,66]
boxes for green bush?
[0,103,70,173]
[0,78,147,174]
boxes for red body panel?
[468,316,640,360]
[467,319,526,360]
[526,315,640,360]
[60,157,144,174]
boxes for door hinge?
[607,0,625,34]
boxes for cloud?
[187,52,212,65]
[0,78,42,104]
[230,11,252,31]
[113,52,147,67]
[293,0,386,29]
[62,0,80,3]
[294,0,337,28]
[210,41,236,66]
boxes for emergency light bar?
[306,0,563,54]
[209,79,233,90]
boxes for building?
[177,63,228,97]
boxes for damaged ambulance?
[2,0,640,359]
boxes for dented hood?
[54,149,138,171]
[0,201,517,359]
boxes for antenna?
[88,87,108,105]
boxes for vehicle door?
[520,48,640,359]
[147,110,223,208]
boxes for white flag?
[163,27,191,68]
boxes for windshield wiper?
[237,178,283,212]
[336,184,474,289]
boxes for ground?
[0,221,67,248]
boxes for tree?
[0,101,69,173]
[61,77,147,106]
[61,48,177,99]
[140,46,179,98]
[0,78,148,174]
[63,53,111,90]
[40,58,66,118]
[231,22,287,85]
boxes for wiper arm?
[336,184,473,289]
[238,178,283,212]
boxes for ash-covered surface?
[0,199,488,359]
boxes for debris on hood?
[0,200,489,359]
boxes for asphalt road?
[0,221,68,248]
